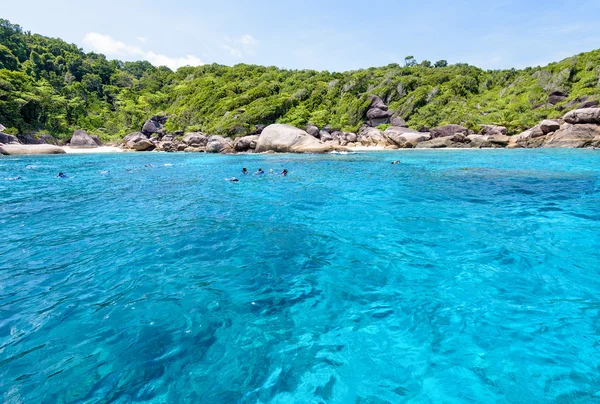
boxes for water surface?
[1,150,600,403]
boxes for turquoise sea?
[1,150,600,403]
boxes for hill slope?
[1,19,599,141]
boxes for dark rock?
[479,125,507,137]
[418,126,431,133]
[549,90,568,105]
[306,125,320,138]
[69,130,98,148]
[430,124,469,139]
[319,131,333,142]
[367,108,394,120]
[254,124,266,135]
[234,135,259,152]
[91,135,103,146]
[581,100,599,109]
[0,132,19,144]
[390,116,407,127]
[142,119,161,136]
[368,95,388,111]
[539,120,560,134]
[39,134,57,145]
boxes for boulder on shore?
[234,135,259,152]
[543,124,600,148]
[383,126,427,148]
[430,124,470,139]
[390,116,407,127]
[306,125,320,138]
[255,124,342,153]
[182,132,208,147]
[0,144,66,155]
[70,130,98,148]
[123,132,154,151]
[416,134,471,148]
[540,119,561,134]
[206,135,233,153]
[563,108,600,124]
[358,125,387,146]
[479,125,507,137]
[0,132,20,144]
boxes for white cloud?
[136,36,149,43]
[83,32,144,57]
[221,34,258,59]
[146,52,204,70]
[83,32,203,70]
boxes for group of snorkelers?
[227,167,288,182]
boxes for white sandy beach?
[63,146,124,154]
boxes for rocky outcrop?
[306,125,320,138]
[479,125,507,137]
[255,124,341,153]
[0,144,66,155]
[0,132,19,144]
[416,134,471,148]
[141,115,169,137]
[430,124,470,139]
[206,136,233,153]
[543,124,600,148]
[366,95,395,126]
[548,91,568,105]
[383,126,428,148]
[390,116,407,127]
[182,132,208,147]
[540,120,560,134]
[18,133,56,145]
[131,139,155,151]
[233,135,259,152]
[563,108,600,124]
[69,130,98,148]
[357,125,387,147]
[91,135,102,146]
[123,132,155,151]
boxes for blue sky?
[4,0,600,71]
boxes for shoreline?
[63,146,124,154]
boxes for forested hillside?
[1,18,599,141]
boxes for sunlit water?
[1,150,600,403]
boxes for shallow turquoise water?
[1,150,600,403]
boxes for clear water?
[1,150,600,403]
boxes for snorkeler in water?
[242,167,248,174]
[391,160,400,165]
[255,168,264,175]
[281,169,288,176]
[226,177,240,182]
[57,172,67,178]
